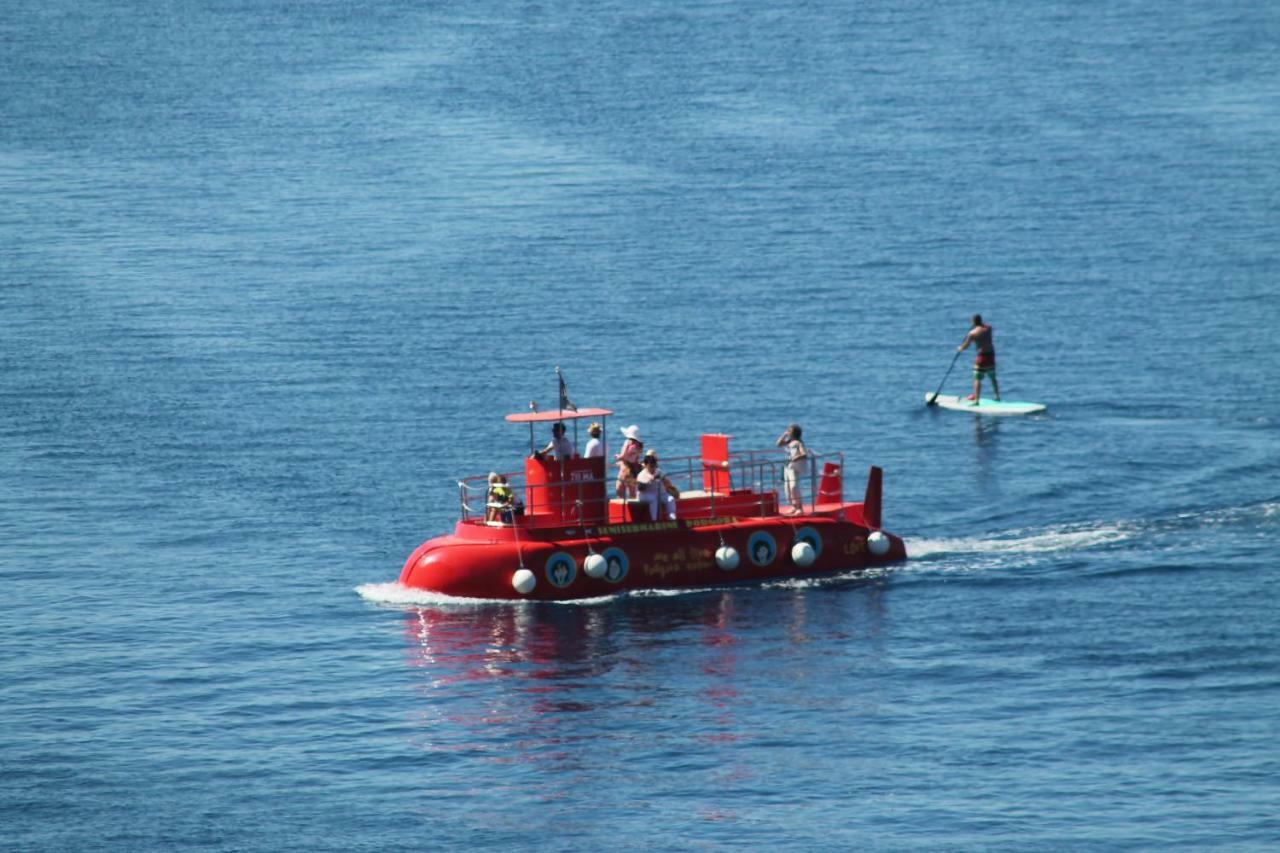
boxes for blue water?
[4,0,1279,848]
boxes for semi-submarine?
[399,403,908,600]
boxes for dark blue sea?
[4,0,1279,849]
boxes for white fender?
[715,546,740,570]
[583,553,607,579]
[791,541,816,567]
[867,531,890,556]
[512,568,536,594]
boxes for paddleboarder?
[958,314,1000,404]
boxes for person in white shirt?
[636,451,678,521]
[583,422,604,459]
[535,421,575,460]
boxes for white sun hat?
[621,424,642,441]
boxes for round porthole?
[747,531,777,566]
[545,551,577,588]
[793,526,823,560]
[600,547,629,583]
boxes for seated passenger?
[485,472,514,523]
[636,451,679,520]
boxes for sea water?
[3,0,1279,849]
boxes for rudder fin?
[862,466,882,530]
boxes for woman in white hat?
[614,425,643,499]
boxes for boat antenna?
[527,400,537,455]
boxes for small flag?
[557,367,577,412]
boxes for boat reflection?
[394,581,889,823]
[400,580,889,724]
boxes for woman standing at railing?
[615,424,644,498]
[776,423,809,515]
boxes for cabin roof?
[504,406,614,424]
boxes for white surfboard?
[925,393,1046,416]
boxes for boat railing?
[455,448,842,526]
[725,448,841,515]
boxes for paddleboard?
[925,393,1046,416]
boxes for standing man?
[535,421,576,460]
[958,314,1000,404]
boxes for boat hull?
[399,515,907,600]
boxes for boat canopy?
[504,407,613,424]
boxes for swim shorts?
[973,351,996,378]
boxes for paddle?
[926,350,962,406]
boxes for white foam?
[905,523,1132,560]
[629,587,710,597]
[1204,501,1280,526]
[356,581,627,607]
[562,594,628,606]
[355,582,486,606]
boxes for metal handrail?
[456,448,843,524]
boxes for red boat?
[398,405,907,600]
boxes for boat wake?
[356,581,625,608]
[356,582,489,607]
[905,523,1133,560]
[900,499,1278,573]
